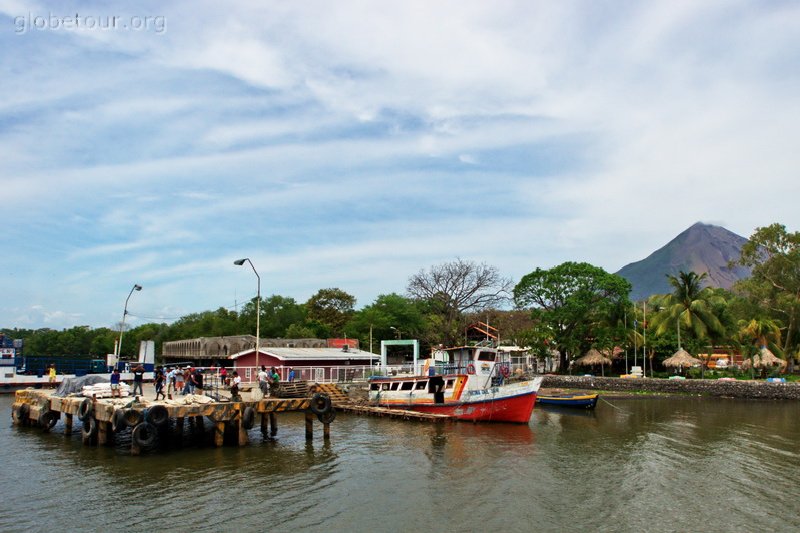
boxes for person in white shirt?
[257,365,270,397]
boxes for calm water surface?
[1,394,798,533]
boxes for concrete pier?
[11,387,333,455]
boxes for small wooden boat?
[536,392,598,409]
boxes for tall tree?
[736,223,800,360]
[407,258,512,345]
[650,271,725,340]
[306,288,356,336]
[513,262,631,373]
[346,293,426,351]
[260,295,306,338]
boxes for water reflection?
[2,395,799,533]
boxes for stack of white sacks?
[82,382,132,398]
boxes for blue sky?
[1,0,799,329]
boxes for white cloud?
[1,0,799,328]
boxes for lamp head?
[133,284,142,291]
[233,258,247,266]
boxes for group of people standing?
[111,364,297,400]
[257,365,284,397]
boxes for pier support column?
[195,416,205,434]
[214,421,225,447]
[64,413,73,436]
[238,418,249,447]
[269,413,277,437]
[175,417,184,442]
[98,421,109,446]
[305,411,314,441]
[323,422,331,441]
[260,413,269,438]
[131,440,141,456]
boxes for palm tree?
[736,318,782,378]
[649,271,726,376]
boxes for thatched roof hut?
[662,348,702,369]
[741,347,787,371]
[574,348,613,376]
[575,348,612,367]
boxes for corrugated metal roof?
[230,347,376,361]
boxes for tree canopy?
[514,261,631,372]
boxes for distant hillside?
[616,222,752,301]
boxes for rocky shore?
[540,375,800,400]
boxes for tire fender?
[38,410,59,430]
[78,398,93,422]
[309,393,332,416]
[242,406,255,430]
[145,405,169,427]
[131,422,157,448]
[317,407,337,424]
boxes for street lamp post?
[234,258,260,373]
[116,284,142,360]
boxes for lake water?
[1,394,798,533]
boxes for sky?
[1,0,798,330]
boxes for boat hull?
[536,393,598,409]
[372,377,543,423]
[403,390,538,423]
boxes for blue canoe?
[536,393,599,409]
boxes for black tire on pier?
[242,406,255,430]
[131,422,157,448]
[111,410,127,432]
[78,398,93,422]
[124,408,144,427]
[317,407,337,424]
[38,410,59,430]
[145,405,169,427]
[16,403,31,423]
[82,417,97,438]
[309,393,332,416]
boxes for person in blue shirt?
[110,368,122,398]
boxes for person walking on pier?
[166,367,176,399]
[175,367,185,395]
[288,367,295,382]
[191,367,204,395]
[110,368,122,398]
[154,366,166,401]
[182,367,193,395]
[132,364,145,396]
[48,364,57,388]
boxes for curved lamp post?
[117,284,142,359]
[234,258,260,372]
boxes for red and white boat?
[368,345,542,423]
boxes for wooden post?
[269,412,277,436]
[175,416,184,442]
[323,422,331,441]
[305,411,314,441]
[260,413,269,438]
[195,416,205,434]
[64,413,73,436]
[238,416,249,447]
[214,421,225,447]
[131,440,141,456]
[98,421,109,446]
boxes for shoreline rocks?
[540,375,800,400]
